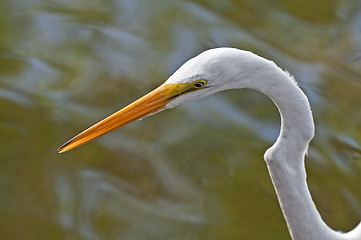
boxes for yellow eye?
[193,80,207,88]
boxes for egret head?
[57,47,266,153]
[164,47,259,108]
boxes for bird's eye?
[193,80,206,88]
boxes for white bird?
[58,48,361,240]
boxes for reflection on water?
[55,168,203,240]
[1,0,361,239]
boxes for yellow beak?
[57,83,189,153]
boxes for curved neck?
[248,66,344,240]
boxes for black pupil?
[195,82,204,88]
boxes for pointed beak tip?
[57,147,65,154]
[57,140,72,154]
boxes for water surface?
[1,0,361,239]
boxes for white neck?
[247,64,358,240]
[167,48,360,239]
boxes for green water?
[0,0,360,239]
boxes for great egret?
[58,48,361,240]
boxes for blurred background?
[1,0,361,239]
